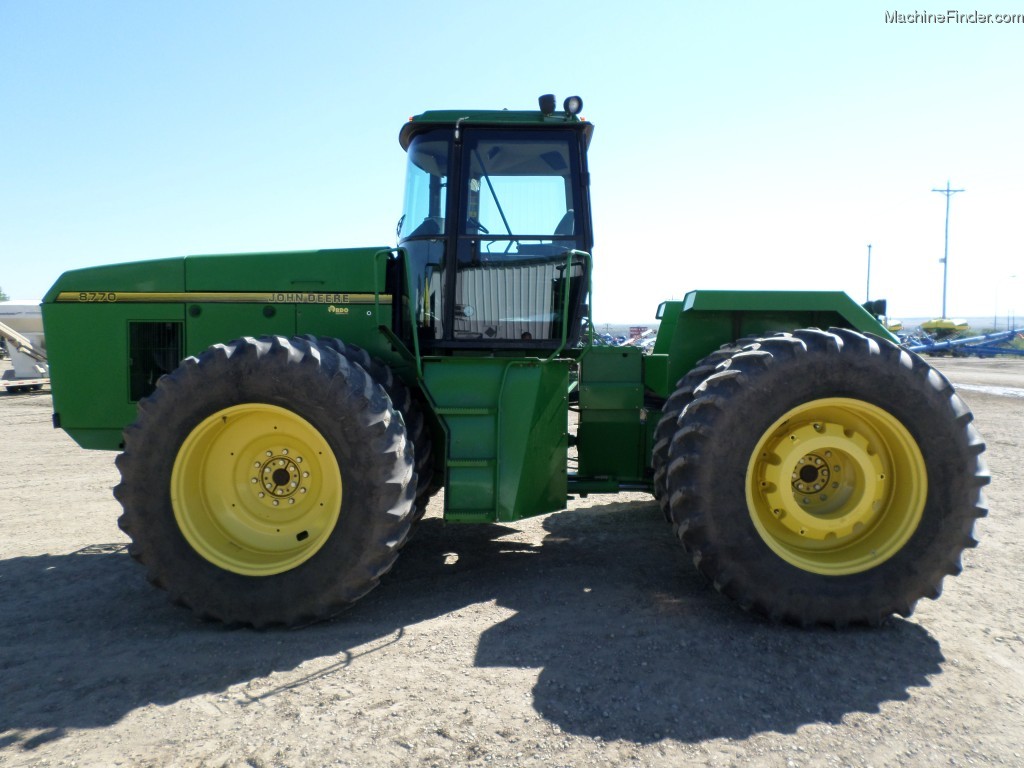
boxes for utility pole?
[1010,274,1018,331]
[866,244,872,302]
[932,181,965,319]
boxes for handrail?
[545,249,592,361]
[373,247,423,378]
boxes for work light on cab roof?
[538,93,584,116]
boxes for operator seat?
[554,209,574,236]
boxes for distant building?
[629,326,648,340]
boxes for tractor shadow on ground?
[0,498,943,748]
[469,500,945,743]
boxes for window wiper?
[472,149,516,253]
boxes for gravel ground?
[1,356,1022,767]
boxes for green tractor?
[42,95,988,628]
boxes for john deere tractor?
[42,95,988,628]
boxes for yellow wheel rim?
[171,403,342,576]
[745,397,927,576]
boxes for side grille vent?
[129,322,183,402]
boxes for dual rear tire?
[656,328,989,626]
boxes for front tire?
[665,328,989,626]
[307,336,437,522]
[114,335,416,627]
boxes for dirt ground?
[1,356,1022,767]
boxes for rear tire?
[652,342,752,522]
[115,335,416,627]
[665,328,989,626]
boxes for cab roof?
[399,109,594,150]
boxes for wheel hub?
[794,454,829,490]
[171,403,342,576]
[758,419,886,542]
[252,449,310,507]
[746,398,927,575]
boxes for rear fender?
[644,290,894,398]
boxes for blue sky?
[1,1,1021,323]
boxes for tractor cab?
[395,97,594,352]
